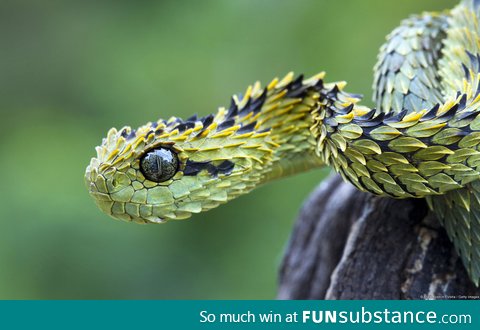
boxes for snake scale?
[86,0,480,285]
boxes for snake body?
[86,1,480,285]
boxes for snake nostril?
[89,182,97,192]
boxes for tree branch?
[278,174,480,299]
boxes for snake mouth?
[86,154,180,223]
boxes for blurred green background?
[0,0,455,299]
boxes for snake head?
[85,108,276,223]
[86,73,328,224]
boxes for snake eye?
[140,148,179,182]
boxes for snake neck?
[220,72,361,184]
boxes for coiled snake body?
[86,1,480,285]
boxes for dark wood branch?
[278,174,480,300]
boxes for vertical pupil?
[140,148,178,182]
[155,154,162,173]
